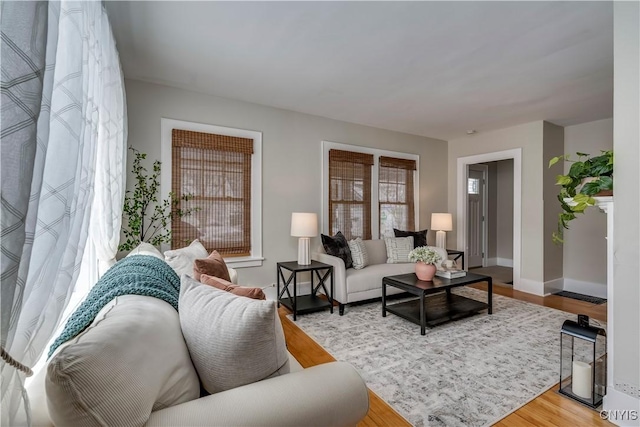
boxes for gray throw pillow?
[179,276,290,394]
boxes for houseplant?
[408,246,442,281]
[548,150,613,244]
[119,148,198,252]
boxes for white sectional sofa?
[313,239,447,315]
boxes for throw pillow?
[321,231,353,269]
[194,250,230,282]
[179,276,290,394]
[200,274,266,300]
[164,239,208,277]
[384,236,414,263]
[126,242,164,260]
[347,238,369,270]
[393,228,428,249]
[46,296,200,426]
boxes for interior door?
[467,165,487,268]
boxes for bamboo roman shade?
[172,129,253,256]
[379,156,416,236]
[328,149,374,240]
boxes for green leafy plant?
[548,150,613,244]
[408,246,442,265]
[119,148,198,252]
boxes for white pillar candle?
[572,360,593,399]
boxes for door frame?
[456,149,521,288]
[467,164,488,268]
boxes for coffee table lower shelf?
[385,293,488,329]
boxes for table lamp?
[291,212,318,265]
[431,213,452,249]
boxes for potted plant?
[408,246,442,281]
[548,150,613,244]
[119,148,198,252]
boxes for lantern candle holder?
[559,317,607,408]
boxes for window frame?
[322,141,419,238]
[161,118,263,268]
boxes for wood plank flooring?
[278,283,611,427]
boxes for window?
[162,119,262,268]
[468,177,480,195]
[172,129,253,256]
[328,149,374,240]
[379,156,416,237]
[323,142,419,239]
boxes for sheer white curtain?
[0,1,126,424]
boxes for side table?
[446,249,465,270]
[277,260,334,321]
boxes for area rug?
[289,288,589,427]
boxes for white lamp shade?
[291,213,318,237]
[431,213,453,231]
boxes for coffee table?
[382,272,492,335]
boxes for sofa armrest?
[227,267,238,284]
[312,252,347,304]
[145,362,369,427]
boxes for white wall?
[124,79,448,287]
[448,121,545,294]
[495,159,514,264]
[609,1,640,414]
[562,118,612,298]
[542,122,564,284]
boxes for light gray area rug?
[289,288,584,427]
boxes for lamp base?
[298,237,311,265]
[435,230,447,250]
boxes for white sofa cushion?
[127,242,164,259]
[384,236,414,263]
[46,295,200,426]
[163,239,208,277]
[363,239,388,265]
[348,238,369,270]
[345,262,416,295]
[179,276,290,394]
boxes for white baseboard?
[543,278,564,295]
[485,258,497,267]
[497,257,513,267]
[604,387,640,426]
[562,278,608,299]
[515,278,545,296]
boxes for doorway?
[456,148,522,290]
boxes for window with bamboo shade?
[378,156,416,237]
[171,129,254,256]
[328,149,374,240]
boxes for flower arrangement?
[408,246,442,265]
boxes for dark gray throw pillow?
[321,231,353,269]
[393,228,428,249]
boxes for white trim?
[161,118,263,267]
[497,257,513,268]
[485,257,498,267]
[562,278,607,299]
[321,141,420,238]
[604,387,640,426]
[543,278,564,295]
[457,149,523,292]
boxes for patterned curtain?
[0,1,126,424]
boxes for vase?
[415,262,436,281]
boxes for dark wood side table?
[277,260,334,321]
[447,249,465,270]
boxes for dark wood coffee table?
[382,272,492,335]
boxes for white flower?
[408,246,442,265]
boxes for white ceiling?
[106,1,613,140]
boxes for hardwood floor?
[279,282,612,426]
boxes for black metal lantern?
[559,317,607,408]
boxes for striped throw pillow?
[384,236,414,263]
[348,238,370,270]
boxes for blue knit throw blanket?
[48,255,180,358]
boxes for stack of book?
[435,269,467,279]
